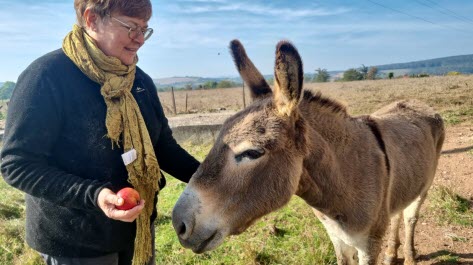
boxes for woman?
[0,0,199,264]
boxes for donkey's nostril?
[178,222,187,236]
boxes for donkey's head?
[172,40,309,253]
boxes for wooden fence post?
[171,86,177,115]
[242,83,246,109]
[185,93,188,113]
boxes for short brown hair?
[74,0,152,26]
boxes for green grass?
[434,250,460,264]
[0,145,471,264]
[156,141,336,264]
[156,176,335,264]
[429,186,473,227]
[0,177,43,265]
[441,108,473,125]
[0,142,336,264]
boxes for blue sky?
[1,0,473,81]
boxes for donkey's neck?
[296,93,377,230]
[296,129,372,231]
[296,127,347,210]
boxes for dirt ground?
[169,112,473,265]
[402,125,473,265]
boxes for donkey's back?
[372,99,445,214]
[359,99,445,265]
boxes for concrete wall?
[170,124,223,145]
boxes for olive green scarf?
[63,24,160,265]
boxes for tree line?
[312,65,380,83]
[157,80,242,92]
[0,81,15,100]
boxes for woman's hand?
[97,188,145,222]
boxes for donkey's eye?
[235,149,265,163]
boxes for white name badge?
[122,149,137,166]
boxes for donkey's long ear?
[230,40,272,100]
[273,40,303,116]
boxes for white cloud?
[0,1,74,42]
[1,0,472,81]
[170,2,350,19]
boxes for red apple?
[116,187,141,210]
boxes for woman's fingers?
[116,200,146,222]
[97,188,145,222]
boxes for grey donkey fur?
[172,40,445,265]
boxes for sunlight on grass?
[428,186,473,227]
[155,143,336,264]
[0,178,43,265]
[435,250,460,264]
[441,108,473,125]
[156,176,336,264]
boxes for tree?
[216,80,239,88]
[366,67,378,80]
[0,81,15,100]
[202,81,218,89]
[359,64,368,80]
[447,71,461,76]
[313,68,330,82]
[184,83,193,90]
[304,74,313,83]
[446,71,461,76]
[342,68,363,81]
[388,72,394,79]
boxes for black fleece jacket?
[0,49,200,257]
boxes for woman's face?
[87,12,148,65]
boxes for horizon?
[1,0,473,82]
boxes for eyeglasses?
[110,16,153,41]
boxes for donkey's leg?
[383,213,402,265]
[357,218,389,265]
[356,236,383,265]
[331,236,358,265]
[312,209,358,265]
[402,194,427,265]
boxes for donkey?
[172,40,445,265]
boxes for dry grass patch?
[159,75,473,126]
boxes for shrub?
[342,69,363,81]
[313,68,330,83]
[446,71,461,76]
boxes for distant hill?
[153,54,473,86]
[6,54,467,88]
[373,54,473,76]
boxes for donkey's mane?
[302,90,347,115]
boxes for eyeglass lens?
[129,28,153,40]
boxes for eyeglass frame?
[109,15,153,41]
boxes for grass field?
[0,144,336,265]
[159,75,473,127]
[155,143,336,265]
[1,75,472,264]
